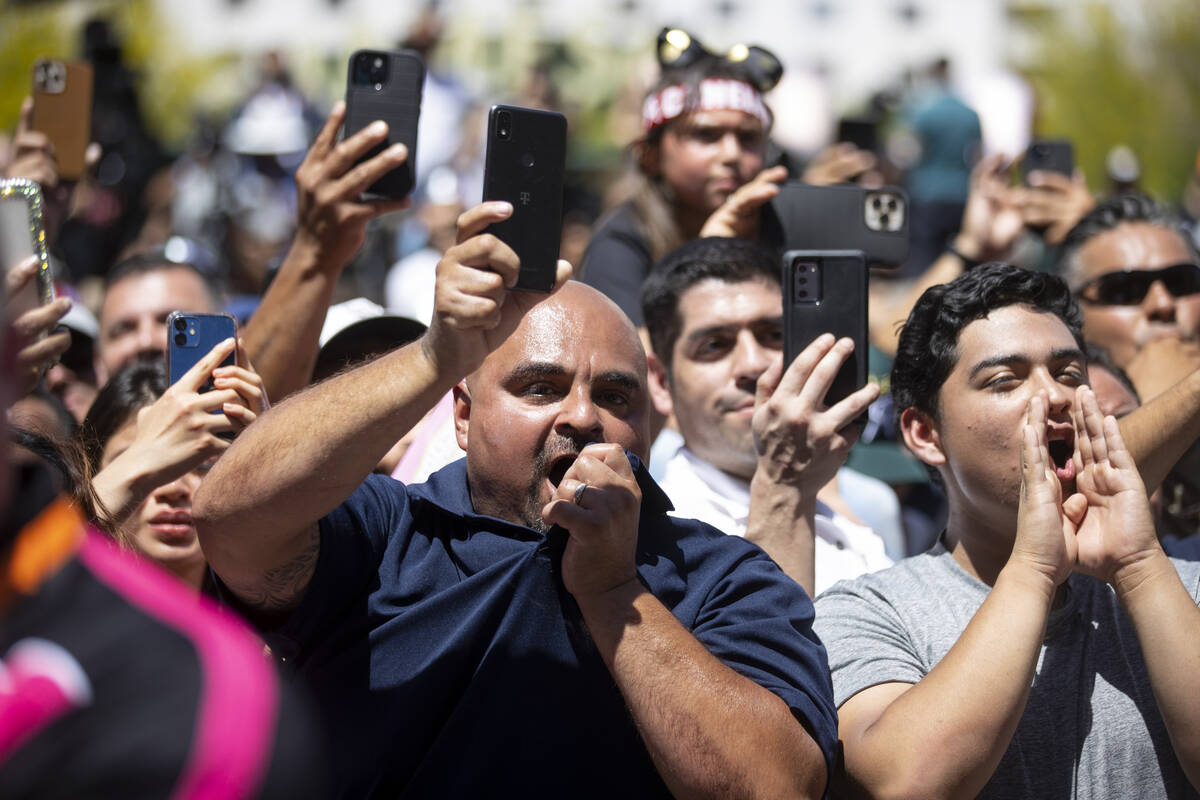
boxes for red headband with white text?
[641,77,770,133]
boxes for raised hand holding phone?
[93,336,267,525]
[343,49,423,198]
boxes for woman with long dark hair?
[79,339,266,590]
[580,30,788,326]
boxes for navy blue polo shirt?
[267,457,837,798]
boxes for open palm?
[1069,387,1158,583]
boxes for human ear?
[900,406,947,468]
[646,351,674,418]
[451,380,471,451]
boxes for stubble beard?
[519,431,594,532]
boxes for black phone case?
[166,312,237,389]
[1021,140,1074,182]
[782,250,868,409]
[764,182,909,269]
[482,105,567,293]
[343,49,424,198]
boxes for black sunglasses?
[1077,263,1200,306]
[656,28,783,92]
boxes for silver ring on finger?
[573,481,588,505]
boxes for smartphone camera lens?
[174,317,187,331]
[174,332,187,346]
[496,110,512,142]
[880,213,890,227]
[353,52,389,89]
[872,197,882,209]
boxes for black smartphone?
[166,311,237,390]
[481,104,567,293]
[1021,140,1074,183]
[343,49,424,198]
[835,117,877,154]
[782,250,868,411]
[765,183,908,269]
[0,178,54,322]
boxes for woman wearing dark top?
[581,31,786,326]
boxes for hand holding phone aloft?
[94,338,269,525]
[423,201,571,379]
[753,332,880,498]
[3,255,71,398]
[343,49,424,199]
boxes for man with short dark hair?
[95,254,222,385]
[1060,192,1200,398]
[815,263,1200,798]
[194,207,837,798]
[642,237,890,594]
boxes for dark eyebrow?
[505,362,568,384]
[684,316,783,344]
[595,370,643,393]
[968,347,1086,380]
[504,363,642,393]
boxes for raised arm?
[544,443,827,799]
[194,203,570,612]
[240,101,409,402]
[1072,385,1200,786]
[1120,363,1200,492]
[835,393,1076,800]
[746,334,879,595]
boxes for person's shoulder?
[582,203,652,265]
[817,547,954,607]
[591,202,645,242]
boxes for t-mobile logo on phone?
[519,191,532,206]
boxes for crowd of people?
[4,13,1200,800]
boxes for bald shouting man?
[194,202,836,799]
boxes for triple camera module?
[791,259,821,304]
[864,191,905,233]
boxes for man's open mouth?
[547,454,579,488]
[1047,432,1075,482]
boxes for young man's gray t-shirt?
[814,543,1200,799]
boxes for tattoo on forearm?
[227,527,320,612]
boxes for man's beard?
[518,431,594,531]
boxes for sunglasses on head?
[656,28,783,92]
[1077,263,1200,305]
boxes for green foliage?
[0,1,239,150]
[1021,0,1200,202]
[0,7,73,134]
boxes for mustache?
[533,432,594,477]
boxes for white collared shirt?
[656,442,892,596]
